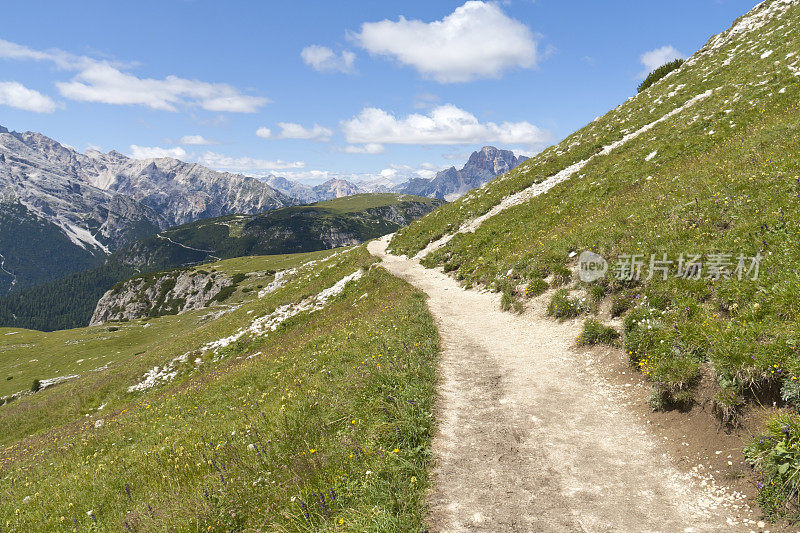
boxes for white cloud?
[301,45,356,73]
[129,145,188,160]
[341,143,385,154]
[0,81,57,113]
[638,45,684,78]
[180,134,216,145]
[341,104,549,147]
[256,122,333,141]
[0,38,268,113]
[351,1,538,83]
[197,151,305,172]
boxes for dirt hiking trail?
[369,235,752,533]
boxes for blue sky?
[0,0,758,185]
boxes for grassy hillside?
[391,0,800,517]
[0,246,439,530]
[0,194,442,333]
[0,251,336,399]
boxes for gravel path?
[369,235,748,532]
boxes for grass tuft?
[578,318,620,346]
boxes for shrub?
[578,318,620,346]
[547,289,585,319]
[30,379,41,392]
[638,58,684,93]
[231,273,247,285]
[524,278,548,298]
[208,285,237,305]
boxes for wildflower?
[393,448,399,453]
[410,476,417,484]
[339,518,344,525]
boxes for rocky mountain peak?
[397,146,528,201]
[465,146,521,176]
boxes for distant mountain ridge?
[266,176,361,203]
[265,146,528,204]
[0,125,293,294]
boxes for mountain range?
[264,146,528,202]
[0,126,293,294]
[0,123,525,296]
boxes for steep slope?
[0,126,293,294]
[397,146,528,201]
[391,0,800,516]
[0,202,105,294]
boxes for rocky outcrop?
[90,268,236,325]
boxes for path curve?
[369,235,746,532]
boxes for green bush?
[30,379,41,392]
[208,285,237,305]
[547,289,585,319]
[638,58,684,93]
[578,318,620,346]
